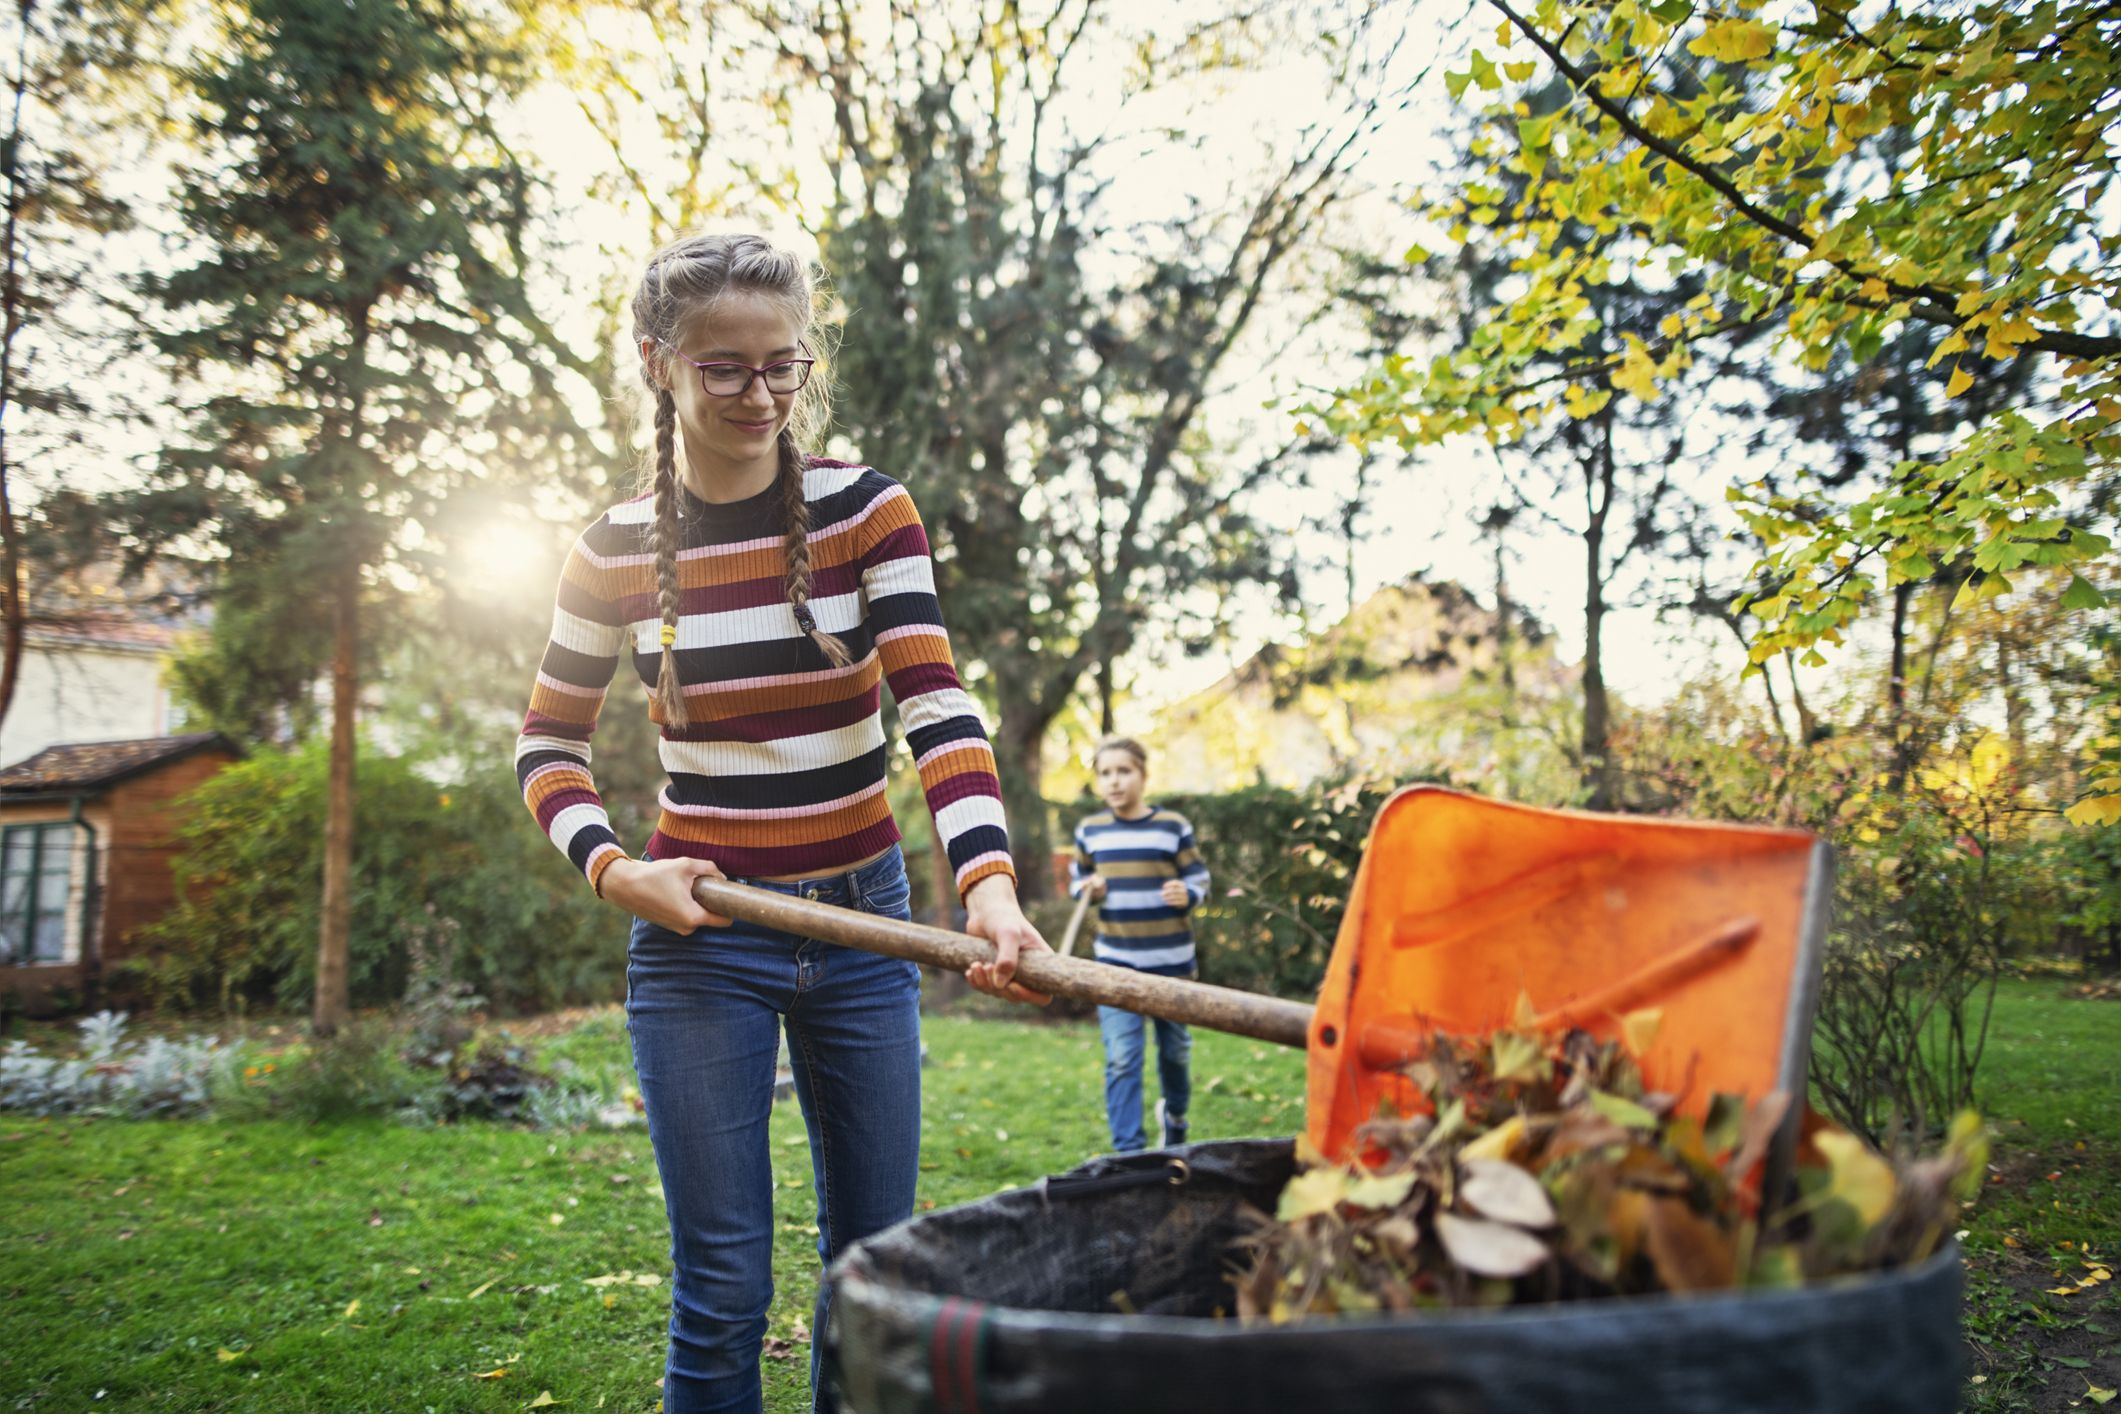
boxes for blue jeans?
[626,844,922,1414]
[1097,1002,1192,1152]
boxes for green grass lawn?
[1958,979,2121,1414]
[2,980,2113,1413]
[0,1009,1305,1413]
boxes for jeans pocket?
[860,870,912,920]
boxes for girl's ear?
[639,337,668,390]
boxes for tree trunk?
[0,13,27,737]
[1785,652,1820,744]
[992,693,1055,902]
[1886,580,1913,791]
[0,433,21,735]
[1580,431,1615,810]
[314,563,358,1036]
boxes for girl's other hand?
[962,874,1054,1006]
[1084,873,1109,901]
[599,856,732,934]
[1159,878,1190,908]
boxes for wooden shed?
[0,733,242,1015]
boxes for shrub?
[0,1011,232,1117]
[124,737,621,1016]
[267,1021,432,1124]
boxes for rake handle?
[692,877,1315,1049]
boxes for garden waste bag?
[824,1138,1963,1414]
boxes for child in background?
[1069,737,1210,1151]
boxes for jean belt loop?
[846,864,864,910]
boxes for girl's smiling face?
[1095,749,1147,816]
[647,290,806,494]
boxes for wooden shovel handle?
[692,877,1314,1049]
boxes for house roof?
[0,733,242,797]
[27,615,185,654]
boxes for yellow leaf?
[1971,734,2008,791]
[1277,1166,1350,1222]
[1815,1130,1897,1226]
[474,1368,511,1379]
[2088,1380,2117,1405]
[1687,17,1775,61]
[1621,1008,1663,1057]
[1491,1030,1548,1083]
[1344,1170,1418,1210]
[2049,1285,2081,1296]
[215,1348,241,1363]
[1504,59,1537,81]
[2066,793,2121,827]
[1611,342,1661,402]
[1858,278,1888,301]
[1461,1116,1525,1164]
[467,1278,499,1300]
[343,1299,360,1319]
[1946,364,1973,399]
[528,1394,562,1409]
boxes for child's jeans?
[625,843,921,1414]
[1097,1002,1192,1151]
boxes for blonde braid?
[780,431,852,668]
[652,388,690,725]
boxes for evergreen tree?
[98,0,572,1032]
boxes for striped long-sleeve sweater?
[515,458,1015,898]
[1068,807,1210,975]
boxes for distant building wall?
[1,633,178,765]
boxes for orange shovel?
[692,785,1831,1171]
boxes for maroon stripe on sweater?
[643,817,903,880]
[612,561,865,623]
[521,710,595,742]
[865,521,931,565]
[920,770,1004,813]
[533,786,604,826]
[656,691,880,745]
[884,660,965,701]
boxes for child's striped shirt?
[1068,806,1210,976]
[515,459,1015,898]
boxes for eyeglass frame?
[656,340,817,399]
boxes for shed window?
[0,823,73,965]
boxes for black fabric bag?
[826,1138,1962,1414]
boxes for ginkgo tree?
[1322,0,2121,819]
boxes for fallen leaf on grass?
[762,1336,797,1362]
[343,1299,360,1318]
[214,1348,242,1363]
[367,1209,384,1228]
[2087,1381,2116,1406]
[474,1368,509,1380]
[527,1392,561,1408]
[467,1279,499,1299]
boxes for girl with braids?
[515,230,1050,1413]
